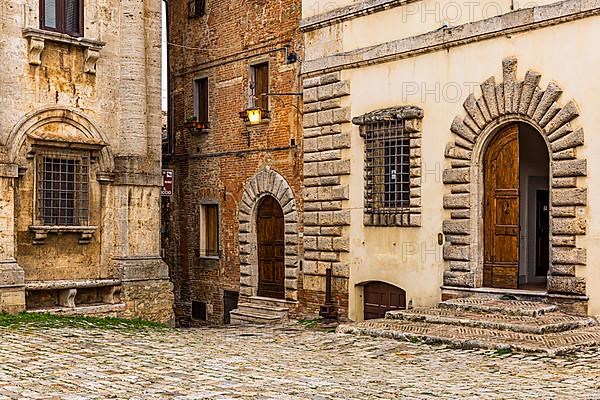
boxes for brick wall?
[165,0,306,325]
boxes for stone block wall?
[300,72,352,320]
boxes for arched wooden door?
[483,124,520,289]
[257,196,285,299]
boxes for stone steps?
[337,298,600,354]
[387,308,596,334]
[440,298,558,317]
[229,296,291,325]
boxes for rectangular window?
[37,154,90,226]
[250,62,269,110]
[41,0,83,37]
[364,120,410,214]
[199,204,219,258]
[194,78,209,124]
[189,0,206,18]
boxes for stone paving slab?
[0,324,600,399]
[440,298,558,316]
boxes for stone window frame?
[353,106,423,227]
[198,200,221,260]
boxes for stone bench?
[26,279,121,309]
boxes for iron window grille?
[40,0,84,37]
[189,0,206,18]
[364,119,411,216]
[36,154,90,226]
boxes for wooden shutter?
[254,63,269,110]
[64,0,82,36]
[196,78,209,124]
[204,205,218,257]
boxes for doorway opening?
[256,196,285,299]
[363,281,406,320]
[483,123,549,290]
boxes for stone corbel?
[28,37,45,66]
[29,226,98,245]
[84,48,100,74]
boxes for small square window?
[41,0,83,37]
[250,62,269,111]
[36,153,90,226]
[189,0,206,18]
[191,300,207,321]
[199,203,219,258]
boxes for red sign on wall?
[161,169,174,196]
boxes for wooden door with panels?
[483,124,520,289]
[256,196,285,299]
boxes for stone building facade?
[164,0,310,325]
[0,0,174,323]
[301,0,600,320]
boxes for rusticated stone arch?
[442,57,587,299]
[7,106,115,172]
[238,167,299,301]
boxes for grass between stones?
[0,312,167,330]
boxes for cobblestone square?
[0,324,599,399]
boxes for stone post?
[0,164,25,313]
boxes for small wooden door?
[363,282,406,320]
[484,124,520,289]
[257,196,285,299]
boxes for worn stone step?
[440,298,558,317]
[248,296,294,308]
[229,309,283,325]
[237,303,289,318]
[386,308,596,334]
[337,319,600,355]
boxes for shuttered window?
[200,204,219,258]
[194,78,209,124]
[41,0,83,37]
[251,62,269,110]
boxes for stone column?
[0,164,25,313]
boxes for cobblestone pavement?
[1,324,600,399]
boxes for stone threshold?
[442,285,547,297]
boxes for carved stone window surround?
[353,106,424,227]
[22,28,105,74]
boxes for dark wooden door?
[484,124,520,289]
[257,196,285,299]
[363,281,406,320]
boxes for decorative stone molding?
[22,29,105,74]
[238,168,299,301]
[442,57,588,298]
[302,0,600,76]
[300,0,417,32]
[353,106,423,227]
[29,226,98,245]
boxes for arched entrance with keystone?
[231,168,299,324]
[441,58,588,315]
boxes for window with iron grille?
[40,0,83,37]
[189,0,206,18]
[37,154,90,226]
[365,119,410,213]
[353,106,424,227]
